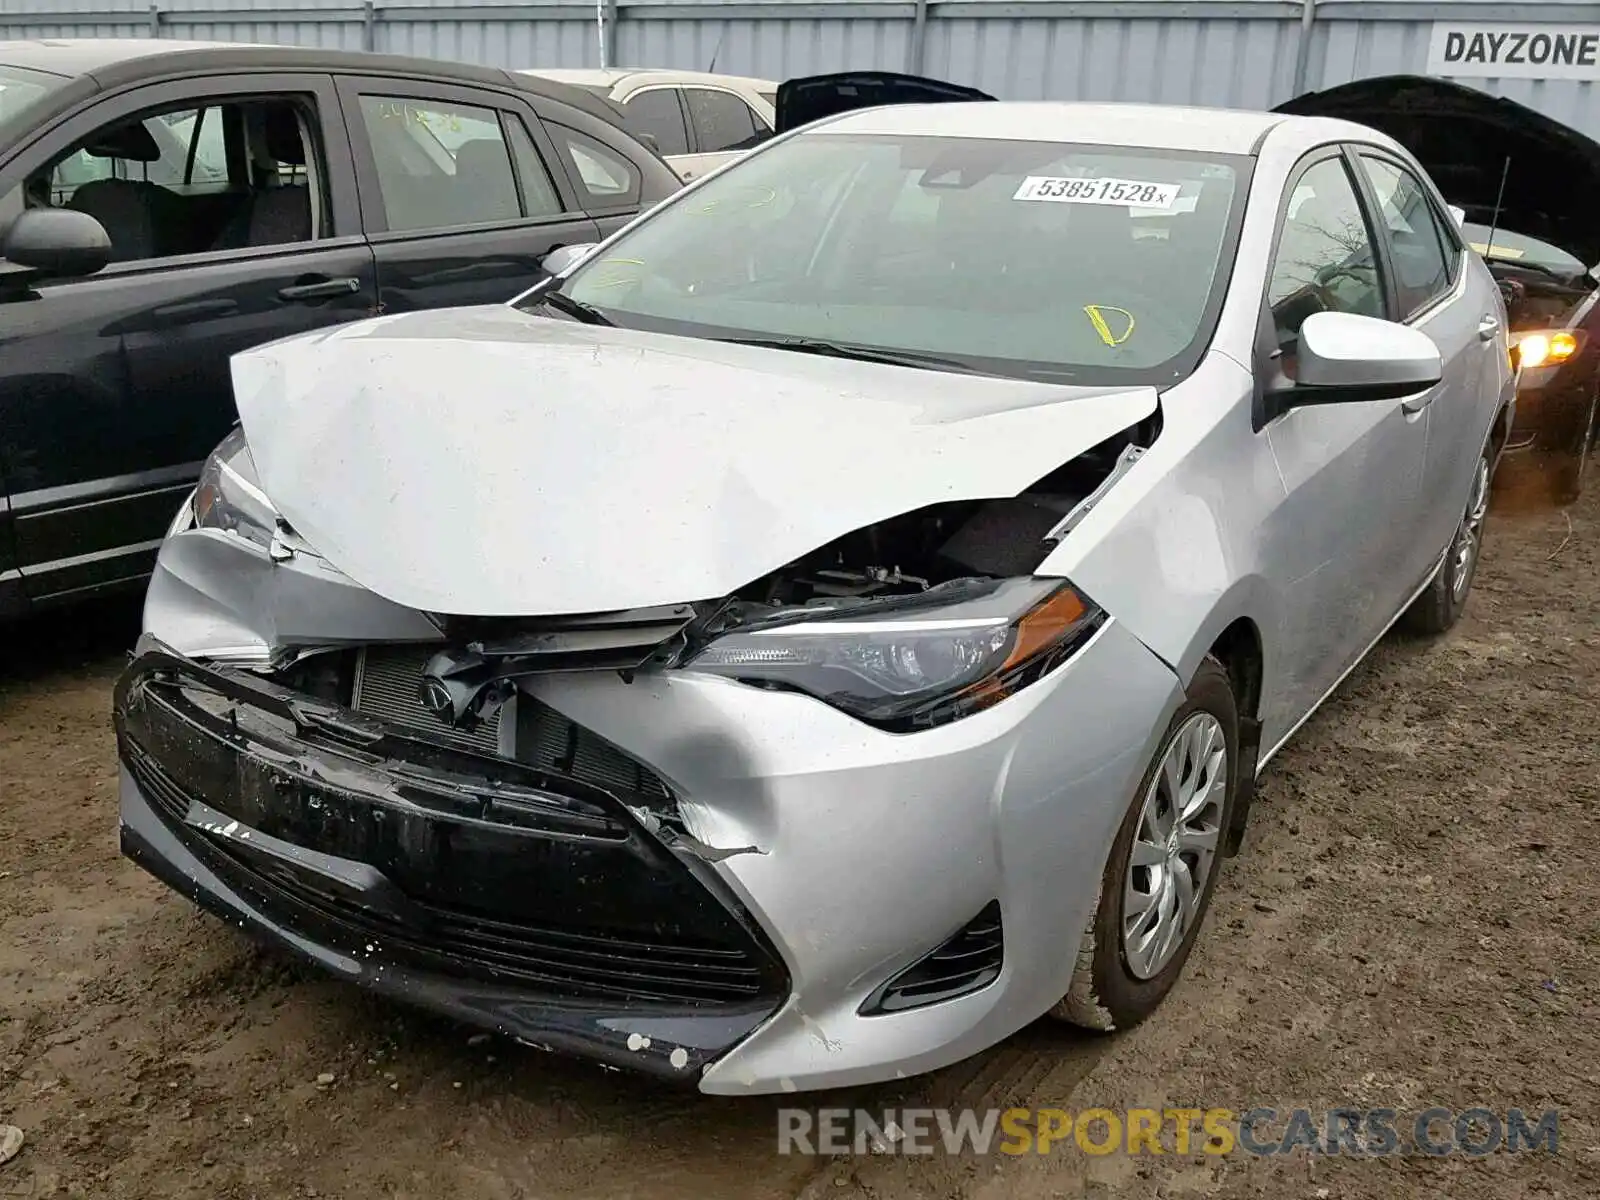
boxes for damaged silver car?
[114,97,1514,1094]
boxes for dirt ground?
[3,486,1599,1200]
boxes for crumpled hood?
[229,306,1157,616]
[1275,74,1600,266]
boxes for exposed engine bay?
[274,418,1153,744]
[1489,260,1596,331]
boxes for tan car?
[518,68,777,182]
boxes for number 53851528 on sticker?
[1013,176,1181,208]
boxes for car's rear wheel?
[1401,448,1491,637]
[1053,656,1237,1032]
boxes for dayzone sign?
[1427,23,1600,79]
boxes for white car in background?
[518,68,777,181]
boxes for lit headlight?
[1513,329,1581,370]
[686,578,1104,730]
[192,425,278,547]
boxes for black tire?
[1052,655,1238,1032]
[1401,446,1491,637]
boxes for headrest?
[453,138,507,177]
[262,106,305,166]
[83,122,161,163]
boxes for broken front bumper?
[113,644,790,1083]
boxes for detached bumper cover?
[113,645,790,1082]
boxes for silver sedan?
[114,98,1513,1095]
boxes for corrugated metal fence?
[4,0,1600,136]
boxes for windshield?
[0,63,68,130]
[534,132,1248,383]
[1461,223,1589,278]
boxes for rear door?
[773,71,995,135]
[337,76,602,313]
[613,85,693,179]
[0,72,377,605]
[1350,147,1493,568]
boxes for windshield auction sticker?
[1013,177,1182,208]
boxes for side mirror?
[634,131,661,154]
[540,242,598,278]
[3,207,112,279]
[1282,311,1442,406]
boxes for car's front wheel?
[1401,447,1491,637]
[1053,656,1238,1032]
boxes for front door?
[337,77,603,314]
[0,72,378,604]
[1255,150,1429,743]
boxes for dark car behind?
[1466,222,1600,505]
[0,39,680,622]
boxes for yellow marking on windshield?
[693,187,777,215]
[1084,305,1136,347]
[586,257,645,289]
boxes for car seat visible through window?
[213,104,312,251]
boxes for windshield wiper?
[533,287,613,326]
[720,336,984,375]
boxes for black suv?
[0,39,681,619]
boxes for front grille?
[126,747,772,1006]
[352,644,671,803]
[860,901,1004,1015]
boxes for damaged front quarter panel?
[143,524,443,665]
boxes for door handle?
[278,276,361,302]
[1478,315,1502,341]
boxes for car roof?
[521,67,779,90]
[0,38,263,77]
[816,100,1294,155]
[0,38,629,118]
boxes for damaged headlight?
[192,426,278,548]
[686,578,1104,730]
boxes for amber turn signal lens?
[1516,331,1580,369]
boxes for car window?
[684,88,764,153]
[358,96,528,231]
[47,106,227,202]
[1267,156,1386,349]
[622,89,690,157]
[1358,154,1455,318]
[552,125,640,208]
[2,95,324,268]
[501,114,565,219]
[161,110,229,184]
[546,132,1247,385]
